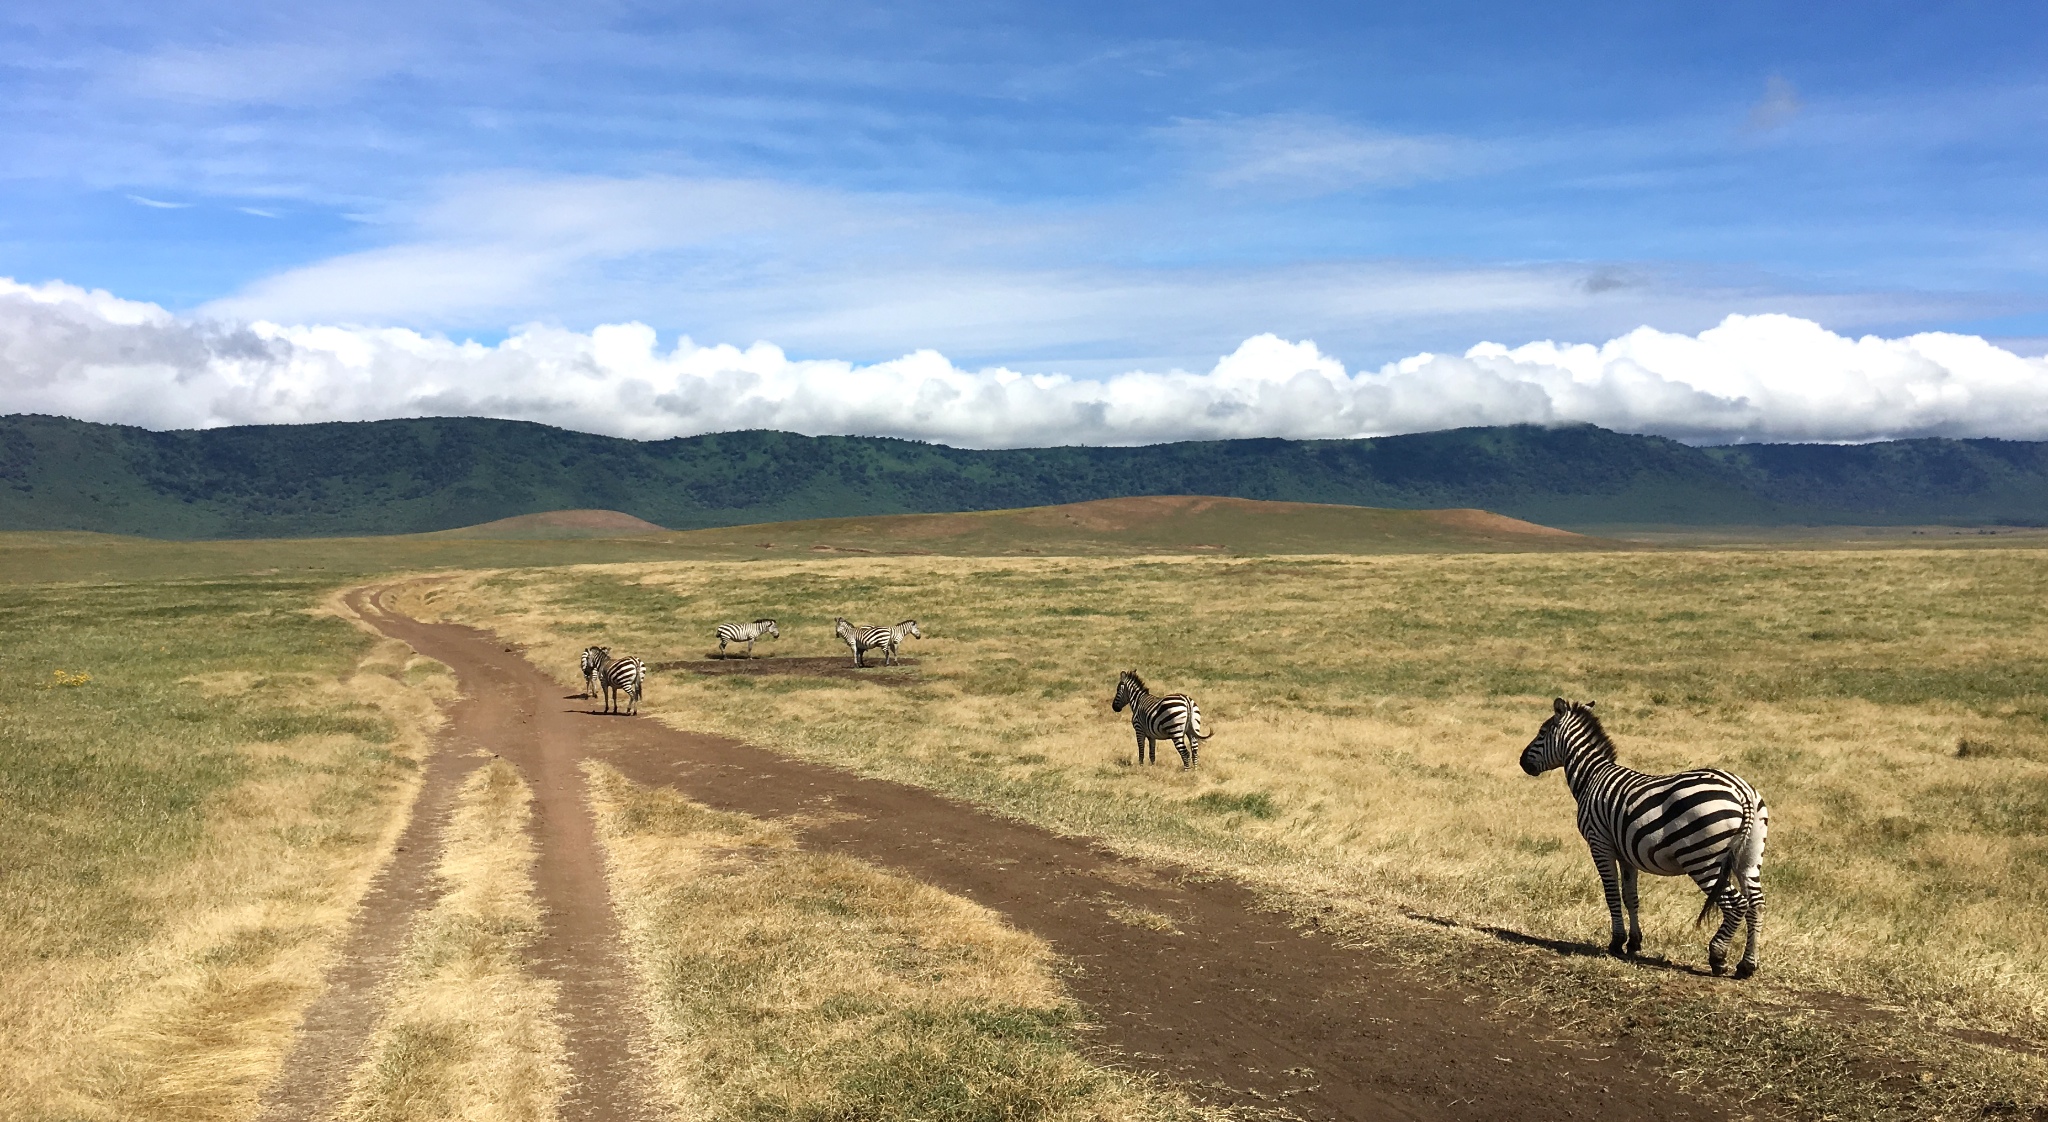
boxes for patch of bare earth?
[1423,508,1585,538]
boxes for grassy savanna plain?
[0,565,454,1121]
[8,504,2048,1122]
[0,522,1213,1122]
[417,544,2048,1121]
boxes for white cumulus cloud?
[4,276,2047,447]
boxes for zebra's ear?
[1553,697,1568,714]
[1584,700,1596,709]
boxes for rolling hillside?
[4,413,2048,538]
[654,495,1609,555]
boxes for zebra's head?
[1521,697,1604,776]
[834,616,854,638]
[899,620,921,640]
[757,619,779,638]
[1112,670,1146,712]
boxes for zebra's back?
[598,656,646,713]
[1589,767,1760,882]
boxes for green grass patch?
[1191,790,1279,819]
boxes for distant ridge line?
[5,413,2048,539]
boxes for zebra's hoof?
[1625,939,1642,957]
[1709,958,1727,976]
[1733,961,1757,980]
[1607,939,1627,958]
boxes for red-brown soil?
[275,584,1721,1121]
[430,509,667,538]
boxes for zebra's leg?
[1706,895,1744,976]
[1174,733,1191,770]
[1619,864,1643,957]
[1734,877,1765,980]
[1592,850,1628,957]
[719,638,727,658]
[747,638,756,658]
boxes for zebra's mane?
[1121,670,1148,693]
[1567,703,1619,762]
[754,618,775,625]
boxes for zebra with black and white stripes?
[1111,670,1211,769]
[716,618,779,658]
[579,646,611,698]
[834,617,921,667]
[1521,698,1770,978]
[596,655,646,715]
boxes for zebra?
[834,617,921,667]
[1111,670,1211,769]
[596,656,646,715]
[1521,697,1770,978]
[716,619,779,658]
[579,646,611,698]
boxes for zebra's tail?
[1695,791,1756,928]
[1190,707,1214,740]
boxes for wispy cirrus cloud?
[1747,74,1804,132]
[187,172,1999,374]
[1165,113,1479,194]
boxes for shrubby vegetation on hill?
[4,413,2048,537]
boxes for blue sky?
[5,1,2045,366]
[4,2,2048,446]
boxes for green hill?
[3,413,2046,538]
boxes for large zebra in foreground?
[1521,698,1770,978]
[1111,670,1211,769]
[716,619,779,658]
[596,655,646,715]
[834,618,921,667]
[579,646,611,698]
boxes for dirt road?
[270,585,1721,1121]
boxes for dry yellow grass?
[422,548,2048,1118]
[0,618,451,1122]
[341,757,568,1122]
[583,762,1208,1121]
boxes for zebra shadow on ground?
[1401,908,1710,976]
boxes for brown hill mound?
[659,495,1611,556]
[428,509,667,539]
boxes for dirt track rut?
[270,585,1720,1121]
